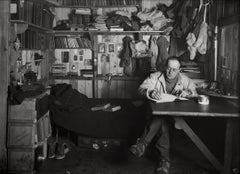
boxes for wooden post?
[0,0,10,172]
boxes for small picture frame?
[108,44,115,53]
[73,55,78,61]
[98,43,105,53]
[79,50,84,55]
[79,56,83,61]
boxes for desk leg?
[223,119,234,174]
[174,117,223,172]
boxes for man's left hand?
[177,90,189,98]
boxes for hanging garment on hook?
[186,2,208,60]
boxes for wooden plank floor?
[36,130,220,174]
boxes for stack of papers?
[149,93,188,103]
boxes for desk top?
[151,97,239,117]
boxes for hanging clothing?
[194,21,208,55]
[149,35,159,71]
[119,36,133,67]
[186,3,208,60]
[119,36,136,76]
[156,36,170,71]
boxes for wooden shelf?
[95,5,140,8]
[50,75,93,80]
[50,74,142,81]
[50,30,165,35]
[96,75,141,81]
[95,30,165,35]
[55,5,91,8]
[49,30,90,35]
[11,20,53,32]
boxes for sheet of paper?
[149,93,188,103]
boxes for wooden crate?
[8,148,35,174]
[7,92,50,174]
[8,141,48,174]
[8,92,49,122]
[7,122,36,148]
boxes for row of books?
[62,0,90,6]
[96,0,141,6]
[11,0,54,29]
[18,29,47,50]
[54,37,92,49]
[62,0,141,6]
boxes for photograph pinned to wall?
[79,49,84,55]
[108,43,115,53]
[98,43,106,53]
[79,55,83,61]
[84,59,93,69]
[73,55,78,61]
[61,51,69,63]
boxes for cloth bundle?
[130,40,152,58]
[137,8,173,31]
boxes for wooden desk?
[150,97,239,174]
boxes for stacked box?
[7,92,51,174]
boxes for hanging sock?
[186,32,197,60]
[149,35,159,71]
[194,22,208,55]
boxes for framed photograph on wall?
[108,44,115,53]
[98,43,105,53]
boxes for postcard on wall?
[108,43,115,53]
[98,43,105,53]
[79,49,84,55]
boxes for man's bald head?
[165,57,181,79]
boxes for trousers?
[141,117,170,161]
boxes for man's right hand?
[149,89,162,100]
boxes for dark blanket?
[49,84,146,139]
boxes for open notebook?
[148,93,188,103]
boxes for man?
[130,57,197,174]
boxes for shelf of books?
[58,0,141,7]
[50,30,165,35]
[17,28,49,50]
[10,0,54,29]
[53,36,93,49]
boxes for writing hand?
[150,89,162,100]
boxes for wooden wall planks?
[218,23,239,94]
[52,78,141,99]
[0,0,9,172]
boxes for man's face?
[165,60,180,79]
